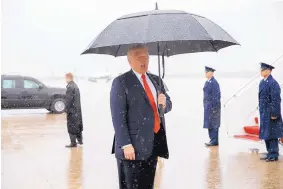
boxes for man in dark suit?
[258,63,283,162]
[203,66,221,147]
[110,44,172,189]
[65,73,83,148]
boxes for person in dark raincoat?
[258,62,283,162]
[65,73,83,148]
[203,66,221,146]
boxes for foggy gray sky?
[2,0,283,77]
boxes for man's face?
[65,76,71,83]
[128,48,149,74]
[205,71,213,79]
[260,69,271,77]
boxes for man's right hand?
[123,145,135,160]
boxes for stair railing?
[223,54,283,137]
[224,54,283,107]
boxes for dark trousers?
[208,128,219,144]
[116,129,165,189]
[264,139,279,158]
[117,156,157,189]
[69,132,83,144]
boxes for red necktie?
[141,74,160,133]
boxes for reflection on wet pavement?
[154,157,164,189]
[1,109,283,189]
[68,148,83,189]
[205,148,221,189]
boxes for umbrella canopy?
[82,9,239,56]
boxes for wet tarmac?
[1,80,283,189]
[2,110,283,189]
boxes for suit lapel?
[129,70,150,103]
[147,73,159,94]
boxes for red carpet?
[233,117,283,143]
[234,135,260,141]
[234,117,261,142]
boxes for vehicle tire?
[50,98,66,114]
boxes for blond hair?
[65,72,74,80]
[127,44,148,56]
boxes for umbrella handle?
[159,57,165,117]
[157,43,164,118]
[162,54,165,79]
[159,104,164,118]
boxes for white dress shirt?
[122,70,158,149]
[207,78,212,82]
[132,70,158,106]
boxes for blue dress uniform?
[203,66,221,146]
[259,63,283,162]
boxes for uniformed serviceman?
[203,66,221,146]
[258,62,283,162]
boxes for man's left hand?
[158,93,166,108]
[271,116,277,120]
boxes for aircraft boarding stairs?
[224,55,283,145]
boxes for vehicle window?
[2,80,16,89]
[24,80,39,89]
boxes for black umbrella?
[82,3,240,114]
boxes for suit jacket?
[110,70,172,160]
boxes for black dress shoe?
[65,143,77,148]
[265,157,278,162]
[260,156,269,160]
[78,141,83,145]
[205,142,219,146]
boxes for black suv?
[1,75,67,113]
